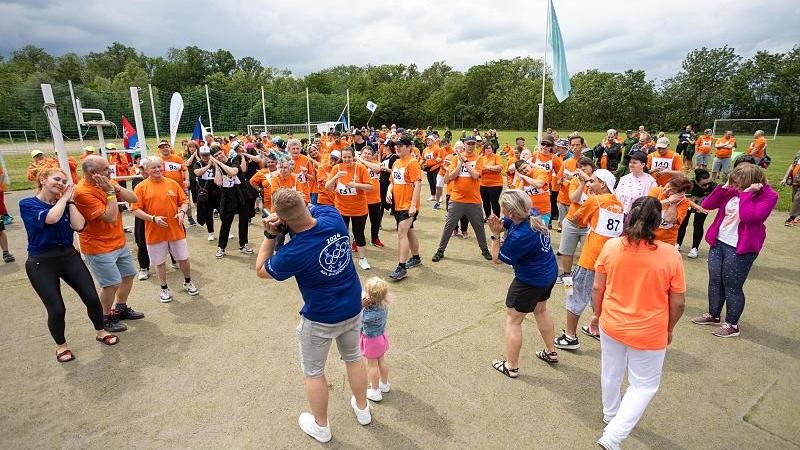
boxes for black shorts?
[676,142,688,155]
[0,221,4,232]
[505,277,555,313]
[394,210,418,228]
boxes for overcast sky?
[2,0,798,81]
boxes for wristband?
[152,215,156,222]
[264,230,277,239]
[66,201,75,205]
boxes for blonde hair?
[364,276,390,307]
[728,162,767,190]
[34,167,67,192]
[499,189,549,234]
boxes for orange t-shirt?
[595,237,685,350]
[329,162,370,217]
[316,165,335,206]
[292,154,314,201]
[27,159,57,182]
[505,154,518,186]
[564,177,590,223]
[532,151,562,190]
[391,155,422,211]
[438,147,455,176]
[747,136,766,159]
[573,194,624,270]
[647,150,683,186]
[448,152,483,204]
[648,186,690,246]
[478,153,504,187]
[68,156,80,183]
[422,145,442,172]
[512,165,550,215]
[131,177,188,244]
[361,161,382,205]
[695,135,713,155]
[73,179,126,254]
[162,153,186,186]
[556,157,579,205]
[249,168,273,206]
[270,172,301,199]
[714,137,736,158]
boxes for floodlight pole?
[306,87,312,142]
[41,84,71,184]
[346,89,351,131]
[261,86,267,134]
[205,85,214,135]
[148,84,160,142]
[130,87,149,158]
[537,0,551,146]
[68,80,83,147]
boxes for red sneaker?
[372,239,385,248]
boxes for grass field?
[2,131,797,210]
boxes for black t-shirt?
[678,131,693,144]
[690,179,716,203]
[379,154,399,183]
[353,140,368,152]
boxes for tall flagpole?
[537,0,551,145]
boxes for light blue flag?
[548,0,571,102]
[338,111,349,131]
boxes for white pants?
[600,329,666,447]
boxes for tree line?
[1,43,798,138]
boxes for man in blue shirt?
[255,189,370,443]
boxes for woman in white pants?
[590,196,686,450]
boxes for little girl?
[360,276,391,402]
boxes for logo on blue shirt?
[319,233,351,276]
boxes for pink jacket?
[702,184,778,254]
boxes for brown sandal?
[56,349,74,363]
[536,349,558,364]
[96,335,119,346]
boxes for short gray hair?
[286,138,302,148]
[142,156,164,169]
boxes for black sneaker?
[555,272,570,284]
[389,266,407,281]
[554,331,580,350]
[431,251,444,262]
[187,216,197,226]
[3,252,14,263]
[115,304,145,320]
[406,256,422,269]
[481,249,492,260]
[104,315,128,332]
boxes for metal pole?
[205,85,214,135]
[148,84,160,142]
[346,89,351,130]
[305,87,312,142]
[261,85,267,134]
[68,80,84,146]
[40,84,71,183]
[130,87,149,158]
[537,0,550,145]
[97,125,107,157]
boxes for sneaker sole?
[554,343,580,350]
[160,298,173,303]
[713,331,740,338]
[186,290,199,296]
[691,320,720,326]
[390,274,407,281]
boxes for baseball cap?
[475,135,483,141]
[157,140,169,147]
[199,146,211,155]
[556,139,569,148]
[607,129,617,136]
[426,134,436,141]
[655,137,670,148]
[83,145,96,153]
[132,151,142,159]
[106,142,117,150]
[396,137,413,146]
[30,149,43,157]
[384,139,396,147]
[464,136,477,143]
[594,169,617,194]
[329,150,342,160]
[229,134,236,138]
[260,132,267,138]
[540,138,553,146]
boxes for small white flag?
[366,101,377,113]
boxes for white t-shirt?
[615,173,657,214]
[717,197,740,247]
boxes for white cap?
[330,150,342,160]
[607,128,617,136]
[199,145,211,155]
[655,137,670,148]
[594,169,616,194]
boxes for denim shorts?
[565,266,595,316]
[84,246,137,288]
[296,313,362,378]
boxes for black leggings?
[480,186,502,218]
[425,170,437,196]
[25,249,104,345]
[677,209,708,249]
[343,214,368,247]
[218,209,249,250]
[446,194,468,232]
[380,179,391,211]
[549,189,560,222]
[368,202,383,241]
[134,216,149,269]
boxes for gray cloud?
[1,0,798,81]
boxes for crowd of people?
[2,122,789,448]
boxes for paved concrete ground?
[1,189,798,449]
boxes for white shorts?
[146,239,190,266]
[436,174,446,188]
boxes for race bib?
[523,183,542,196]
[201,168,214,180]
[535,158,552,173]
[368,168,379,180]
[652,157,672,171]
[458,161,476,177]
[425,153,434,160]
[108,164,118,178]
[165,161,182,172]
[595,207,624,238]
[297,172,308,183]
[392,166,407,185]
[336,182,357,196]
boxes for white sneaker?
[597,435,620,450]
[229,233,235,239]
[359,257,371,270]
[427,195,435,201]
[207,233,215,241]
[184,281,199,296]
[215,247,225,259]
[159,288,173,303]
[239,244,253,254]
[298,412,331,443]
[687,248,699,259]
[366,388,383,402]
[379,381,391,393]
[137,268,149,281]
[675,243,681,251]
[350,395,371,425]
[170,262,179,270]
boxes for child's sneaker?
[366,388,383,402]
[183,281,199,296]
[159,288,173,303]
[350,395,372,425]
[298,412,331,443]
[379,381,391,393]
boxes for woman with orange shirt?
[512,160,552,225]
[315,150,340,207]
[326,147,373,270]
[421,135,442,202]
[591,196,685,450]
[648,176,693,247]
[532,139,563,228]
[357,146,386,247]
[479,143,504,219]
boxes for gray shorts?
[296,313,362,378]
[84,246,137,288]
[695,153,711,166]
[557,203,569,225]
[712,157,731,173]
[565,266,595,316]
[558,219,588,256]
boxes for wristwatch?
[264,230,277,239]
[490,235,500,241]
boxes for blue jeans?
[707,242,758,325]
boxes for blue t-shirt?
[265,205,362,324]
[498,217,558,287]
[19,197,74,256]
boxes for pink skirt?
[359,331,389,359]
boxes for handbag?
[197,181,209,203]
